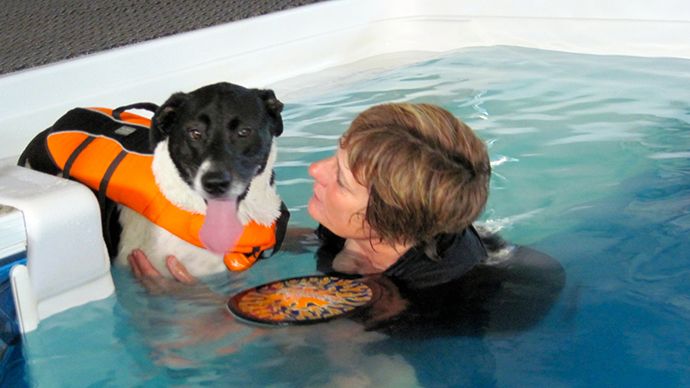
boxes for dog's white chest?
[115,206,226,277]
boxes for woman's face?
[308,147,372,239]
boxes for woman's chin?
[307,197,322,223]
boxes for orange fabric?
[46,107,276,271]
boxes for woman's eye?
[336,172,348,191]
[188,128,202,140]
[237,128,252,137]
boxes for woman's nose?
[309,156,335,183]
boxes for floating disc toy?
[228,275,374,325]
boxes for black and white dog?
[19,82,285,277]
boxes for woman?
[130,102,564,334]
[306,103,491,287]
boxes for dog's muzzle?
[201,169,232,197]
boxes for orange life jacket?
[44,106,286,271]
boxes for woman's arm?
[279,226,320,253]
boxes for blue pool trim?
[1,255,26,385]
[0,252,26,271]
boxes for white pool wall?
[1,0,689,160]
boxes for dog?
[18,82,287,278]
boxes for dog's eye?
[237,128,252,138]
[188,128,202,140]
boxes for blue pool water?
[4,45,690,387]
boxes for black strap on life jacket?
[62,136,95,180]
[112,102,159,120]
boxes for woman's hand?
[126,249,225,300]
[128,249,197,284]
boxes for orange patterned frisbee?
[227,275,374,325]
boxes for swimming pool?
[1,0,690,386]
[4,43,689,387]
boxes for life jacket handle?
[112,102,159,120]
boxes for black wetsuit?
[315,224,565,337]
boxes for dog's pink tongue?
[200,199,242,254]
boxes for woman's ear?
[255,88,284,136]
[150,92,188,145]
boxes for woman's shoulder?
[382,227,488,289]
[359,239,566,337]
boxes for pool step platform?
[0,164,114,334]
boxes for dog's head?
[150,82,283,201]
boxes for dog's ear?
[150,92,188,145]
[255,89,284,137]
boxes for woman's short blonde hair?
[341,103,490,257]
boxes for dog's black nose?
[201,171,231,196]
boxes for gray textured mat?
[0,0,325,75]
